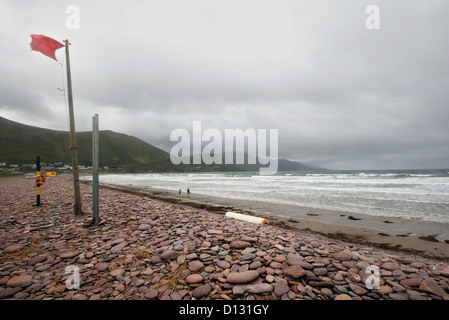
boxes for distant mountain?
[277,159,316,171]
[0,117,320,172]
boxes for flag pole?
[92,114,100,226]
[64,39,82,216]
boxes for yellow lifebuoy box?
[46,172,57,177]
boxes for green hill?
[0,116,171,171]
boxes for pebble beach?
[1,175,449,301]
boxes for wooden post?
[36,156,40,206]
[92,114,99,226]
[64,39,82,215]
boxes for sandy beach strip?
[1,175,448,301]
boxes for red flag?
[30,34,64,61]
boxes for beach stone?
[286,253,303,265]
[296,261,314,270]
[309,241,321,248]
[134,279,145,287]
[419,278,446,297]
[233,285,246,295]
[73,294,88,300]
[400,278,422,287]
[240,253,256,261]
[249,261,262,269]
[245,283,273,294]
[227,270,259,284]
[161,250,178,261]
[177,254,186,265]
[336,285,349,294]
[191,284,211,299]
[208,229,223,235]
[54,284,66,293]
[335,294,352,300]
[3,244,24,253]
[186,274,204,284]
[392,270,406,281]
[357,261,369,268]
[0,287,23,299]
[3,244,24,254]
[115,284,125,292]
[189,260,204,272]
[230,241,252,249]
[170,292,182,300]
[347,272,362,283]
[313,268,327,276]
[388,281,406,293]
[109,269,125,277]
[59,250,80,259]
[27,255,47,266]
[408,291,428,300]
[217,261,230,270]
[274,281,289,297]
[283,266,306,278]
[151,255,163,264]
[349,283,367,295]
[378,285,393,295]
[6,274,33,288]
[381,262,400,271]
[334,251,352,261]
[36,264,51,272]
[95,262,109,271]
[138,223,151,230]
[321,288,334,296]
[439,266,449,277]
[410,262,425,269]
[144,289,159,299]
[110,242,126,254]
[334,272,345,281]
[273,255,287,263]
[13,292,29,299]
[389,293,408,300]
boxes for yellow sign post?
[35,156,46,206]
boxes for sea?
[95,169,449,225]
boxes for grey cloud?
[1,0,448,169]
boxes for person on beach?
[178,189,182,196]
[187,188,190,196]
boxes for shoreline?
[94,181,449,260]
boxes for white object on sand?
[225,211,269,224]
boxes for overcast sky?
[1,0,448,170]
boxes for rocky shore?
[1,175,448,300]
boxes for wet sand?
[99,182,449,260]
